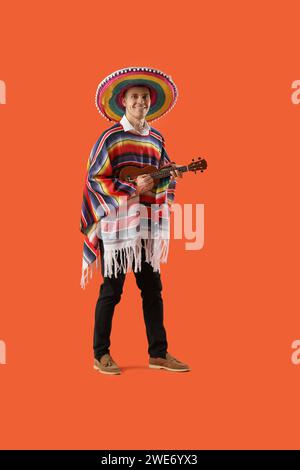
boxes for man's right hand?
[135,174,154,195]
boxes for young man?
[80,67,190,375]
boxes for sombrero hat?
[95,66,178,122]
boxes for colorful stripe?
[80,123,176,287]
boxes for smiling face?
[121,86,151,121]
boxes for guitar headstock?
[188,157,208,173]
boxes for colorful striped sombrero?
[95,66,178,122]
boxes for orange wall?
[0,0,299,450]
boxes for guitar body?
[118,165,160,188]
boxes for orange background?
[0,0,299,450]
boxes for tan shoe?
[93,354,121,375]
[149,353,191,372]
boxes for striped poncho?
[80,122,176,288]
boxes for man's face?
[122,86,151,120]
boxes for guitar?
[118,157,207,189]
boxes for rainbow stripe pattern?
[80,123,176,287]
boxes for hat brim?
[95,68,178,122]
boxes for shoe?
[93,354,121,375]
[149,352,191,372]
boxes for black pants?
[93,240,168,360]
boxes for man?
[80,67,190,375]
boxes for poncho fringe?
[80,237,169,289]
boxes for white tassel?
[80,267,89,289]
[85,236,170,283]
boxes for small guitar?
[118,157,207,189]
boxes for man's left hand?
[170,163,183,181]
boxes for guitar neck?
[124,158,207,183]
[150,165,189,180]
